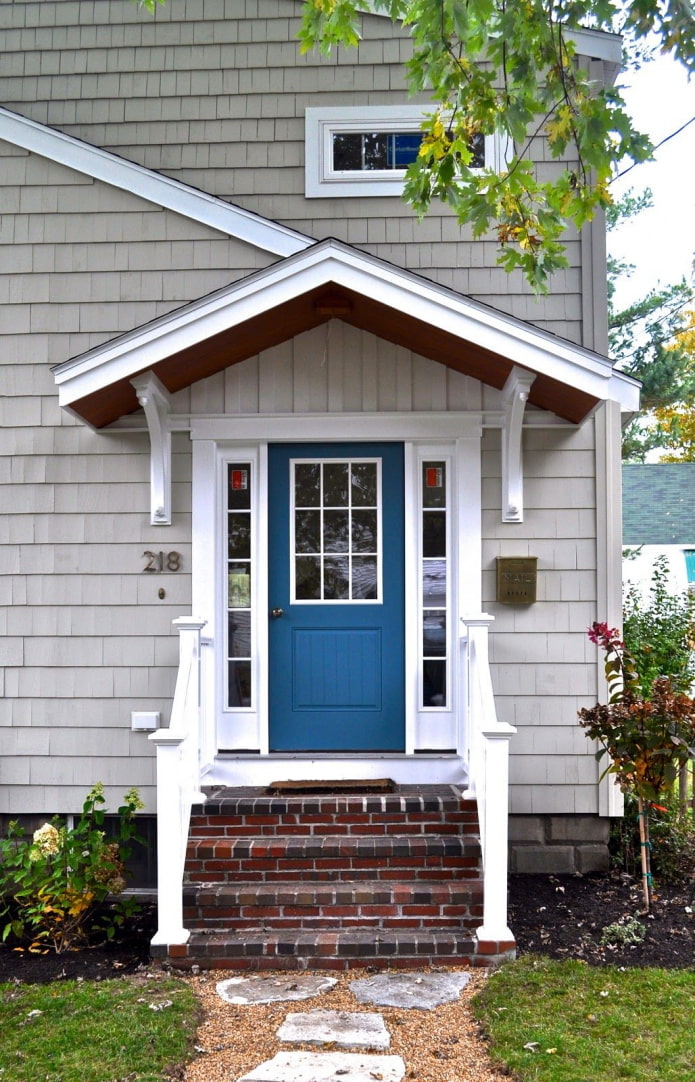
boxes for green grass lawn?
[474,954,695,1082]
[0,974,199,1082]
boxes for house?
[623,463,695,598]
[0,1,639,967]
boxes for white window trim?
[305,105,508,199]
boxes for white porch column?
[149,616,207,947]
[477,725,516,944]
[149,733,189,946]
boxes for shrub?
[0,784,143,953]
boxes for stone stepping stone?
[217,974,337,1005]
[350,971,471,1011]
[237,1050,405,1082]
[277,1009,390,1050]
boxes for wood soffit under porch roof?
[64,283,599,429]
[53,239,639,430]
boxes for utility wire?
[613,115,695,182]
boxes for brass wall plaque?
[496,557,538,604]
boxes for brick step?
[182,878,484,930]
[184,833,482,884]
[191,786,479,837]
[159,927,515,971]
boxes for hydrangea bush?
[0,784,143,953]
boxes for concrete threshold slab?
[277,1010,390,1050]
[237,1051,405,1082]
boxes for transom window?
[291,458,382,602]
[306,105,502,198]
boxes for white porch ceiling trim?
[0,106,313,258]
[52,238,641,415]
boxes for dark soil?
[509,872,695,968]
[1,875,693,984]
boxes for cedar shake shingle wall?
[0,0,589,342]
[482,422,600,815]
[0,140,276,814]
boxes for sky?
[609,53,695,309]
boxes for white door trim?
[190,412,483,784]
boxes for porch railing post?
[460,614,516,946]
[149,616,207,947]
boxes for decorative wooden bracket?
[131,372,172,526]
[501,367,536,523]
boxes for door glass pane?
[422,462,446,508]
[323,462,349,506]
[296,556,321,600]
[324,510,350,552]
[295,510,321,553]
[352,556,378,599]
[351,462,377,506]
[295,463,321,507]
[291,458,381,602]
[324,556,350,599]
[352,509,377,552]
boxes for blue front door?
[268,442,405,751]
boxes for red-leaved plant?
[579,622,695,910]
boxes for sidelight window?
[421,461,448,708]
[226,463,252,708]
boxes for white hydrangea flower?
[32,822,61,856]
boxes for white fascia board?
[0,106,313,258]
[53,238,639,412]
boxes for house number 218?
[143,551,181,573]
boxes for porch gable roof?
[52,238,640,428]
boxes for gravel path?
[184,968,508,1082]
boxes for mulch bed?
[1,873,693,985]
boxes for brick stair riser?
[155,931,517,971]
[189,808,479,838]
[184,858,481,885]
[183,914,484,931]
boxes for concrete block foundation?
[509,815,611,874]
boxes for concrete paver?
[276,1009,390,1049]
[237,1050,406,1082]
[216,974,337,1005]
[350,970,471,1010]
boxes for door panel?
[268,442,404,751]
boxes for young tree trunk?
[637,797,652,912]
[679,762,689,811]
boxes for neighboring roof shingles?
[623,464,695,545]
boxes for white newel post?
[149,733,188,946]
[477,725,515,943]
[461,615,516,945]
[149,617,207,947]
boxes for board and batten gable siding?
[0,140,280,815]
[482,422,601,814]
[0,0,610,346]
